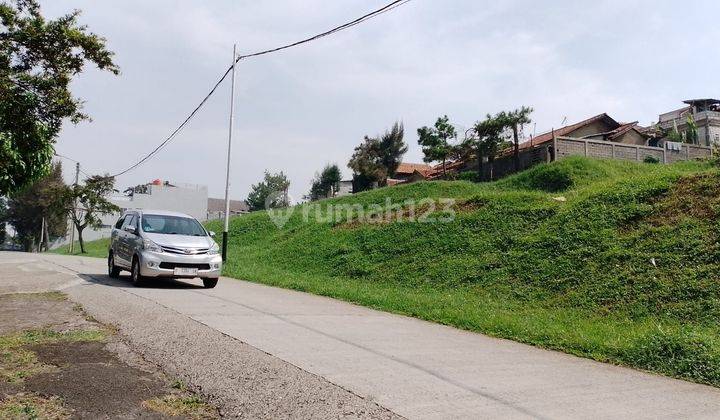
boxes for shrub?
[457,171,479,182]
[522,165,574,192]
[644,155,660,164]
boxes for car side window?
[121,214,135,230]
[114,215,126,229]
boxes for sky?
[43,0,720,202]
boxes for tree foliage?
[54,175,120,253]
[417,115,457,177]
[0,0,119,195]
[6,162,67,251]
[348,122,407,191]
[247,171,291,211]
[307,164,342,201]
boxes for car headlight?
[143,239,162,253]
[207,242,220,255]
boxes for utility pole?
[222,44,237,262]
[38,217,45,253]
[69,162,79,254]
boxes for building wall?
[615,130,647,145]
[555,137,711,163]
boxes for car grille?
[160,245,209,255]
[159,262,211,270]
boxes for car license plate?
[173,267,198,276]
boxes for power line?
[107,0,412,178]
[53,153,94,178]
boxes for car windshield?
[141,214,207,236]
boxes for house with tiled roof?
[386,162,435,185]
[429,111,710,182]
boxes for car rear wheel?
[131,258,144,286]
[202,278,218,289]
[108,253,121,278]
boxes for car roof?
[125,209,195,219]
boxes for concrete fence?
[554,136,712,164]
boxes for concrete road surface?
[2,252,720,419]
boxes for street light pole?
[222,44,237,262]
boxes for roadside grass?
[142,394,217,419]
[48,237,109,259]
[205,157,720,386]
[0,393,69,420]
[0,329,107,383]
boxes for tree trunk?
[43,219,50,251]
[489,155,495,181]
[77,225,85,254]
[512,125,520,172]
[442,158,447,179]
[477,147,483,182]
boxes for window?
[121,214,136,230]
[114,215,126,229]
[141,214,207,236]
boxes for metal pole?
[69,162,79,254]
[222,44,237,262]
[38,217,44,253]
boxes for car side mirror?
[209,231,216,237]
[125,225,137,235]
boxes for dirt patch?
[0,292,97,335]
[0,293,218,419]
[648,172,720,226]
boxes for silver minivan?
[108,209,222,288]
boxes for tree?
[417,116,457,178]
[307,164,342,201]
[685,115,699,144]
[55,175,120,253]
[6,162,67,251]
[462,113,509,181]
[348,122,407,191]
[246,171,291,211]
[0,0,119,195]
[499,107,533,172]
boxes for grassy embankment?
[49,237,109,259]
[61,157,720,386]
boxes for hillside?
[206,157,720,386]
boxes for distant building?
[53,180,211,248]
[657,99,720,146]
[207,197,249,220]
[336,180,353,197]
[385,162,435,186]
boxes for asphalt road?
[3,251,720,419]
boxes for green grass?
[49,237,109,258]
[67,157,720,386]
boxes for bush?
[457,171,479,182]
[644,155,660,164]
[522,165,574,192]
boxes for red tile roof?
[395,162,434,177]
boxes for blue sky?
[44,0,720,201]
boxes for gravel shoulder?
[0,253,401,419]
[0,292,217,419]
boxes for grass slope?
[49,238,109,259]
[205,157,720,386]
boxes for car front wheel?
[131,258,144,286]
[202,278,218,289]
